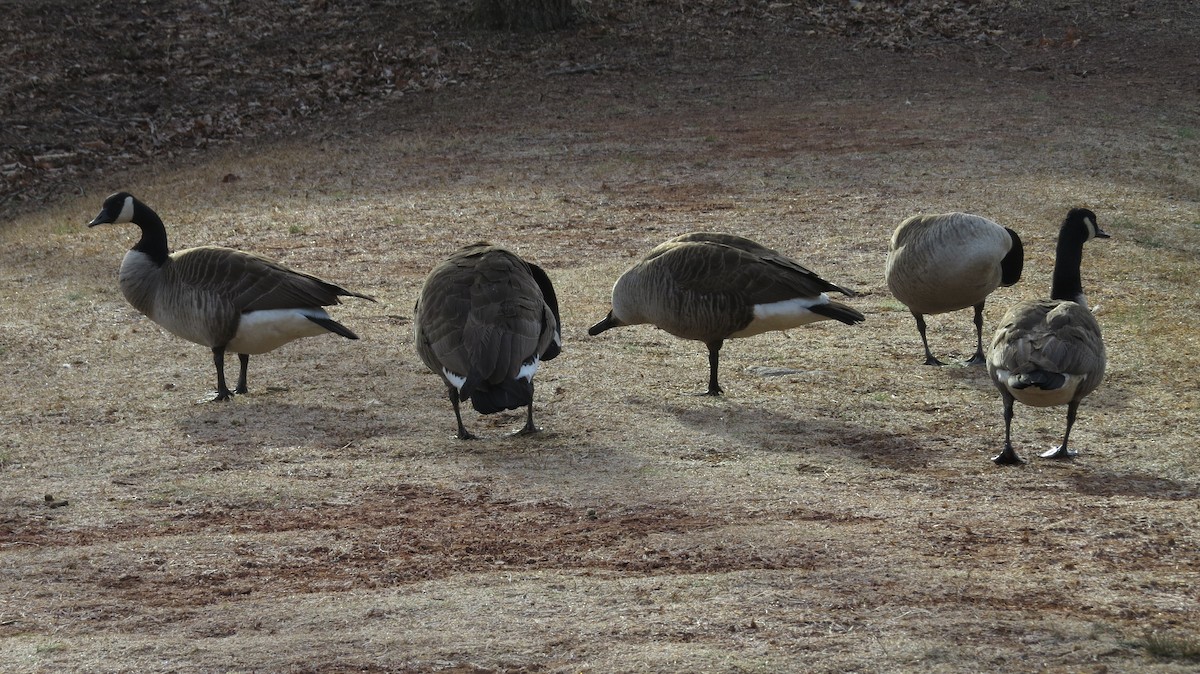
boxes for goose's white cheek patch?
[117,195,135,223]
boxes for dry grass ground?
[2,2,1199,672]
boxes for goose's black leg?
[514,401,541,436]
[448,387,477,440]
[235,353,250,394]
[1040,399,1080,459]
[697,339,724,396]
[992,392,1025,465]
[211,346,235,401]
[913,312,943,366]
[966,301,987,365]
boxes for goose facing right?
[414,243,562,439]
[588,232,864,396]
[987,208,1108,465]
[885,212,1024,365]
[87,192,376,401]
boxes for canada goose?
[885,212,1024,365]
[987,208,1108,465]
[588,232,864,395]
[87,192,375,401]
[414,243,562,439]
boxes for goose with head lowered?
[987,208,1108,465]
[414,243,561,439]
[885,212,1024,365]
[588,232,864,396]
[88,192,376,401]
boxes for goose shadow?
[174,397,396,459]
[1067,470,1200,500]
[171,387,636,481]
[639,394,931,471]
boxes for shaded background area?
[4,0,1195,218]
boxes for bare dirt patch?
[3,1,1200,672]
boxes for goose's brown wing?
[666,233,856,296]
[527,261,562,361]
[991,300,1106,384]
[655,240,851,306]
[415,245,558,392]
[169,246,372,313]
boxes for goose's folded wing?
[415,268,475,378]
[418,248,553,387]
[171,247,359,312]
[463,303,545,385]
[1034,303,1106,375]
[683,234,855,296]
[465,254,552,384]
[991,301,1105,377]
[662,242,849,304]
[527,262,562,361]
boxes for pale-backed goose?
[886,212,1024,365]
[588,232,864,395]
[987,208,1108,465]
[414,243,562,439]
[87,192,375,401]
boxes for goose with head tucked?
[987,207,1108,465]
[588,232,864,396]
[414,243,561,439]
[87,192,375,401]
[886,212,1024,365]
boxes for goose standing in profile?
[987,208,1108,465]
[588,232,864,396]
[88,192,375,401]
[414,243,561,439]
[885,212,1024,365]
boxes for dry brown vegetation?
[3,1,1199,672]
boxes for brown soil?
[2,1,1199,672]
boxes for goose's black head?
[1064,207,1109,241]
[87,192,137,228]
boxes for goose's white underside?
[517,357,541,382]
[995,368,1087,407]
[729,295,830,338]
[226,308,334,354]
[443,369,468,391]
[442,357,540,393]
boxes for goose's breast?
[226,308,332,354]
[889,253,1001,313]
[139,287,242,347]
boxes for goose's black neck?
[131,200,171,266]
[1050,226,1086,304]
